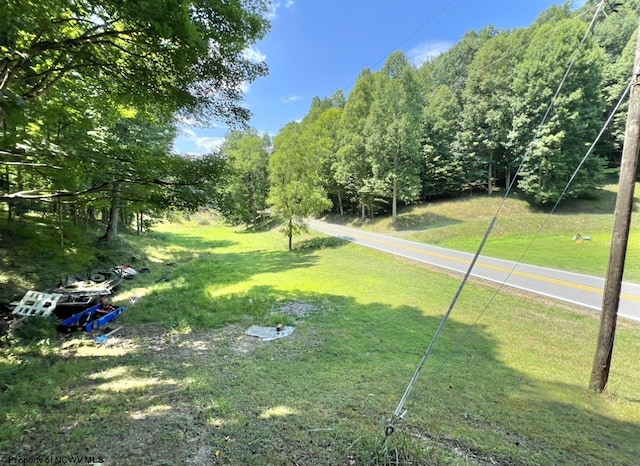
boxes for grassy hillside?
[324,184,640,283]
[1,206,639,465]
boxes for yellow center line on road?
[313,222,640,303]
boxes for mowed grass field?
[1,189,639,465]
[326,183,640,283]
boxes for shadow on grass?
[0,215,155,301]
[0,224,239,303]
[530,188,640,216]
[320,210,462,233]
[391,212,462,232]
[1,287,637,465]
[146,231,237,253]
[120,240,332,328]
[239,215,280,233]
[293,236,348,251]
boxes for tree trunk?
[505,158,512,189]
[120,206,127,232]
[72,203,78,226]
[100,183,121,242]
[83,205,89,237]
[392,151,398,226]
[57,198,64,247]
[287,218,293,251]
[136,212,143,235]
[487,152,493,195]
[337,191,344,215]
[3,202,12,236]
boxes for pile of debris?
[52,265,135,318]
[2,263,143,339]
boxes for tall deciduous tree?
[456,29,528,193]
[0,0,269,127]
[219,129,271,225]
[511,17,607,203]
[592,1,640,166]
[314,106,345,214]
[301,92,345,214]
[365,52,423,225]
[427,27,498,101]
[421,85,463,198]
[336,69,376,218]
[1,0,269,241]
[268,122,332,250]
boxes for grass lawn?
[1,211,639,465]
[325,184,640,283]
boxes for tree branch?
[0,182,112,201]
[1,162,62,169]
[30,29,138,53]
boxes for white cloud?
[266,3,279,20]
[239,81,251,95]
[194,136,225,152]
[181,128,197,139]
[282,95,301,103]
[243,45,267,63]
[176,116,196,127]
[408,41,453,66]
[266,1,294,20]
[174,128,226,155]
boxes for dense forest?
[2,0,639,242]
[0,0,269,240]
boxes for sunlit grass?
[326,184,640,283]
[1,208,639,465]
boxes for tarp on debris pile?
[245,325,294,341]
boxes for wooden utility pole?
[590,20,640,392]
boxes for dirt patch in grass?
[60,322,268,358]
[63,298,321,358]
[279,301,316,318]
[31,301,341,465]
[50,323,280,464]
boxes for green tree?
[0,0,269,126]
[511,17,607,203]
[219,129,271,225]
[365,52,423,225]
[427,27,498,101]
[421,85,463,198]
[455,29,529,193]
[268,122,332,251]
[589,0,640,166]
[300,92,346,214]
[1,0,268,239]
[336,69,377,218]
[313,106,346,214]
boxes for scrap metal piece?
[12,291,63,317]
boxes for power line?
[343,1,599,97]
[369,0,461,71]
[399,76,632,424]
[465,3,601,87]
[383,0,610,439]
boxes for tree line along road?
[308,219,640,323]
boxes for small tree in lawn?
[268,122,332,250]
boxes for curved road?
[309,219,640,323]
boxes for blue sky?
[173,0,585,155]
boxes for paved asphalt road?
[308,219,640,323]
